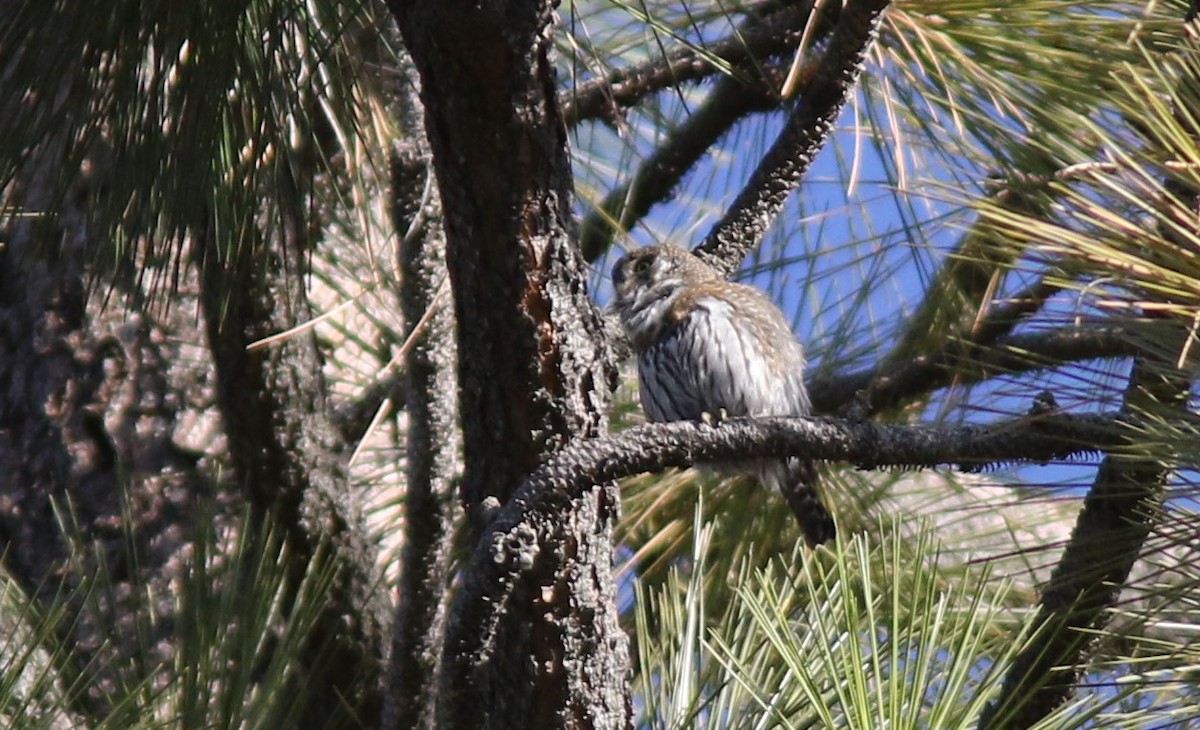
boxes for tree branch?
[197,158,386,727]
[809,324,1137,416]
[390,1,628,726]
[445,408,1125,701]
[382,79,462,729]
[390,0,615,514]
[579,61,790,263]
[535,411,1121,514]
[563,1,817,127]
[696,0,891,275]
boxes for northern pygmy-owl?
[611,244,835,546]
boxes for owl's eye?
[631,254,654,274]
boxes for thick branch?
[533,412,1121,506]
[697,0,891,274]
[445,409,1125,699]
[390,1,627,726]
[197,162,386,728]
[383,92,461,729]
[390,0,615,512]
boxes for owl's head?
[610,244,718,350]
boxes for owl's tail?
[769,458,835,547]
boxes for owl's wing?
[724,288,810,416]
[637,330,706,422]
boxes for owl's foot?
[699,407,729,427]
[841,389,871,422]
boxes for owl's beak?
[611,259,629,295]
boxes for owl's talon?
[843,390,871,422]
[700,407,729,427]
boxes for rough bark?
[389,0,614,515]
[0,137,126,719]
[0,140,98,594]
[387,0,627,727]
[0,100,218,724]
[382,58,461,728]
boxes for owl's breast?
[637,295,802,422]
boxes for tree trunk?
[386,0,629,726]
[196,165,388,727]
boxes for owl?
[611,244,834,546]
